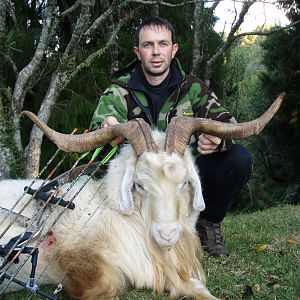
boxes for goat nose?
[158,224,178,241]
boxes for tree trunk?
[0,155,9,179]
[191,0,205,76]
[0,98,11,180]
[0,0,11,179]
[11,0,56,173]
[25,0,95,178]
[25,71,63,178]
[0,0,6,43]
[24,0,136,178]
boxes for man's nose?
[152,44,160,55]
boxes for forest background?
[0,0,299,212]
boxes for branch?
[7,0,18,29]
[209,0,220,11]
[50,1,94,58]
[69,13,130,82]
[0,0,7,41]
[226,1,254,44]
[84,0,126,38]
[207,17,300,74]
[58,0,81,18]
[128,0,242,7]
[3,54,18,76]
[205,1,254,81]
[127,0,197,7]
[61,0,95,61]
[191,0,221,76]
[234,18,300,38]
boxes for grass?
[204,204,300,300]
[2,204,299,300]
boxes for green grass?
[2,204,299,300]
[204,204,300,300]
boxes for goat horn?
[165,92,286,156]
[20,111,158,157]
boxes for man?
[90,17,252,257]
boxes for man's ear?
[133,46,140,60]
[172,43,178,59]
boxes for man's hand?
[197,133,221,155]
[101,116,124,146]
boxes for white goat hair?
[0,131,218,300]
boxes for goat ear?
[119,164,135,215]
[188,162,205,212]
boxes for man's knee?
[195,144,252,184]
[227,144,252,182]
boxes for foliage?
[3,204,299,299]
[223,20,300,211]
[0,89,24,178]
[222,36,281,211]
[259,27,300,185]
[223,38,266,120]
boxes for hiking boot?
[196,217,228,257]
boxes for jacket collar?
[127,59,184,92]
[112,58,185,88]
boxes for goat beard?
[146,223,206,295]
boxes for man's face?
[134,25,178,78]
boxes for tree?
[222,0,300,208]
[1,0,138,178]
[258,0,300,193]
[260,27,300,184]
[0,0,296,179]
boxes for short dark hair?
[134,16,176,46]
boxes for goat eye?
[181,181,188,189]
[135,182,145,192]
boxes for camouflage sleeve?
[189,80,236,152]
[89,85,128,131]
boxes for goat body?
[0,132,218,300]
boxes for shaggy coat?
[0,132,218,300]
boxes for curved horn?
[165,92,286,156]
[20,111,158,156]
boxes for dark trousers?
[195,144,252,223]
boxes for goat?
[0,93,285,299]
[0,133,214,299]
